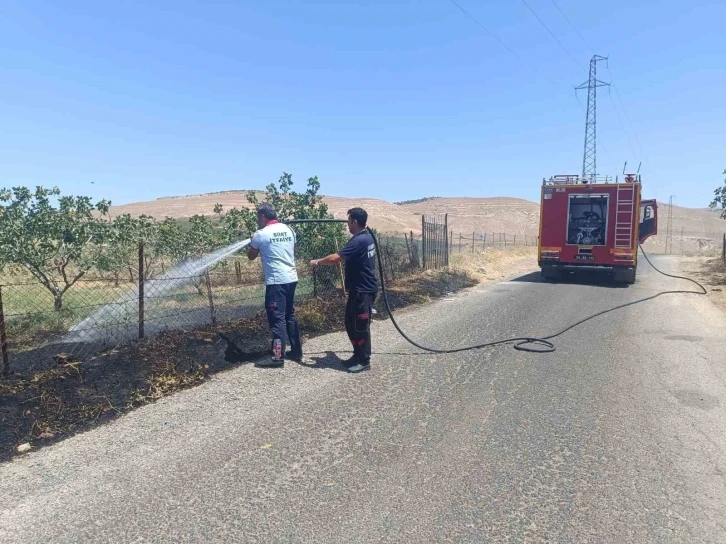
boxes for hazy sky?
[1,0,723,208]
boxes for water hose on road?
[287,220,707,355]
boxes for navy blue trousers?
[265,282,302,360]
[345,291,375,364]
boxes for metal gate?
[421,214,448,270]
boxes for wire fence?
[0,222,535,371]
[450,231,539,253]
[0,229,424,369]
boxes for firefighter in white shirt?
[247,204,302,368]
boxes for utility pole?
[664,195,674,255]
[680,226,684,255]
[576,55,610,183]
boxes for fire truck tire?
[615,268,636,284]
[541,267,560,281]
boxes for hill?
[647,202,725,253]
[107,190,725,253]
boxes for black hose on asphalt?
[286,219,707,354]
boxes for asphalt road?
[2,256,725,543]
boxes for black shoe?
[255,358,284,368]
[285,351,303,363]
[341,355,358,368]
[346,362,371,373]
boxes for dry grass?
[449,246,537,283]
[680,254,726,312]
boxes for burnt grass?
[0,268,476,463]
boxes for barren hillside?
[645,202,725,254]
[400,197,541,236]
[107,191,725,253]
[108,191,423,234]
[108,192,541,236]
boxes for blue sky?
[0,0,723,209]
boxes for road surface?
[2,256,725,543]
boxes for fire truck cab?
[537,173,658,284]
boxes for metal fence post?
[138,240,145,339]
[204,271,217,326]
[444,214,449,266]
[0,285,9,376]
[449,231,453,260]
[723,233,725,265]
[235,261,243,284]
[422,215,427,270]
[404,232,412,268]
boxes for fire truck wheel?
[541,267,560,282]
[615,268,636,284]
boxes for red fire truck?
[537,173,658,283]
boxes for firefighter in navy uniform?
[310,207,379,373]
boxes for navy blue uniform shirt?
[337,230,379,293]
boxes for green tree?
[183,215,224,258]
[215,172,346,261]
[710,169,726,219]
[154,217,186,263]
[97,214,160,284]
[0,186,112,310]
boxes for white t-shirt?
[250,221,299,285]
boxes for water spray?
[65,238,252,344]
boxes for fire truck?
[537,173,658,283]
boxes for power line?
[607,66,646,158]
[446,0,562,89]
[446,0,613,173]
[518,0,584,72]
[548,0,594,53]
[606,88,639,163]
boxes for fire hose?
[285,219,707,354]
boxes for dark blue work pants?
[345,290,375,364]
[265,282,302,360]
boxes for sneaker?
[346,362,371,373]
[255,358,284,368]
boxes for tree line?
[0,173,345,311]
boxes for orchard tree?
[0,186,112,311]
[710,169,726,219]
[153,217,186,263]
[214,172,347,261]
[183,215,224,258]
[97,214,160,284]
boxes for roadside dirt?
[679,255,726,312]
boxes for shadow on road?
[510,270,630,289]
[308,351,352,372]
